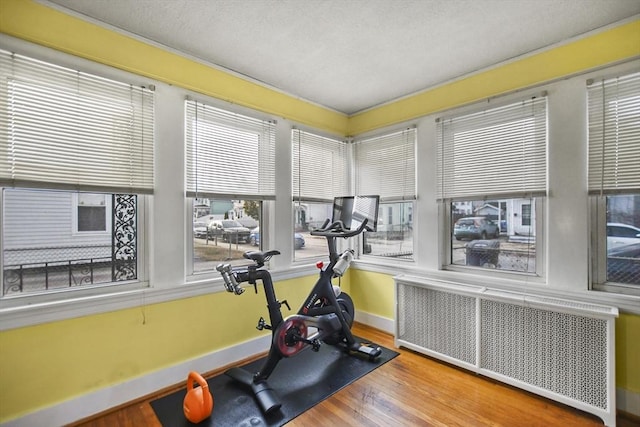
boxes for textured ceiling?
[45,0,640,114]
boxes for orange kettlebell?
[183,371,214,423]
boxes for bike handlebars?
[309,218,370,238]
[216,263,245,295]
[217,217,368,293]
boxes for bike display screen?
[332,195,380,232]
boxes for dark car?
[208,220,251,243]
[454,216,500,241]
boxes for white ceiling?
[45,0,640,115]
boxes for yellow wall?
[349,270,395,319]
[616,312,640,393]
[0,275,318,422]
[349,19,640,135]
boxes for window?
[588,72,640,293]
[75,193,110,233]
[354,128,416,259]
[0,51,153,297]
[521,204,531,227]
[191,198,261,273]
[437,97,547,274]
[185,100,274,270]
[292,129,347,261]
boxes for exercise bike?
[216,196,381,414]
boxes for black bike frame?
[231,233,356,382]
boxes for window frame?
[442,197,545,279]
[353,128,417,261]
[72,193,111,235]
[0,47,153,305]
[436,95,548,278]
[587,71,640,296]
[590,195,640,296]
[184,99,274,276]
[187,197,264,277]
[291,128,349,263]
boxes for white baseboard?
[2,335,271,427]
[618,387,640,418]
[355,310,394,335]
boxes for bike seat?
[244,250,281,266]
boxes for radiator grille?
[397,284,476,365]
[480,300,608,409]
[395,277,618,426]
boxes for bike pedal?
[256,317,272,331]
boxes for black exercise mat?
[151,338,398,427]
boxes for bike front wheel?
[322,292,355,345]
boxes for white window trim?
[587,70,640,296]
[0,263,321,331]
[0,38,155,320]
[358,200,416,262]
[435,90,548,278]
[1,193,149,307]
[590,195,640,297]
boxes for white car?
[193,221,209,238]
[607,222,640,250]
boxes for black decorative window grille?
[112,194,137,281]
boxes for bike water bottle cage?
[243,250,281,267]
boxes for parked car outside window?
[249,227,305,249]
[193,221,208,239]
[249,227,260,246]
[607,222,640,250]
[454,216,500,241]
[208,220,251,243]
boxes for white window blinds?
[292,129,347,202]
[0,50,154,194]
[354,128,416,201]
[588,72,640,195]
[185,100,276,199]
[436,97,547,201]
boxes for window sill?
[353,259,640,315]
[0,265,320,331]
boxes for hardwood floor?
[70,323,638,427]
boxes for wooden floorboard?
[69,323,638,427]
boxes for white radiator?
[395,275,619,426]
